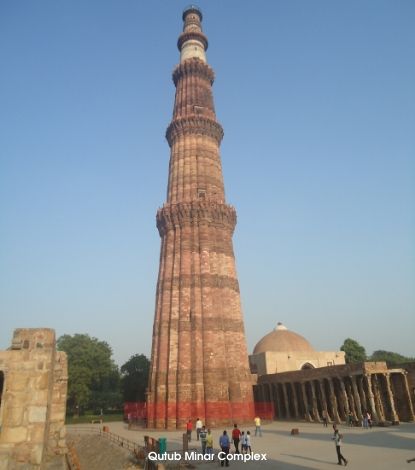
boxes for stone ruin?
[0,329,67,469]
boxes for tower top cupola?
[182,5,203,22]
[178,5,208,63]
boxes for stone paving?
[67,420,415,469]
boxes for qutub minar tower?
[147,6,254,429]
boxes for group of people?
[323,409,373,428]
[218,426,253,467]
[185,417,261,465]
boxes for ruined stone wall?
[0,329,67,469]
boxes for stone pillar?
[319,379,331,422]
[310,381,321,422]
[385,373,399,422]
[401,372,415,421]
[345,379,357,420]
[292,383,300,419]
[282,383,291,420]
[351,376,363,421]
[364,374,379,422]
[372,374,385,421]
[357,375,368,413]
[339,378,350,419]
[328,378,341,423]
[301,382,312,421]
[274,383,283,420]
[267,383,274,419]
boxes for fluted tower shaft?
[147,6,254,429]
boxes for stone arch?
[301,362,315,370]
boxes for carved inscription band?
[166,116,224,146]
[157,201,237,235]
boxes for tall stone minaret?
[147,6,254,429]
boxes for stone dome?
[253,323,315,354]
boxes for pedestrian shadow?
[266,424,415,451]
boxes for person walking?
[322,409,328,427]
[199,425,208,454]
[232,423,241,453]
[367,411,372,429]
[186,419,193,442]
[332,429,348,466]
[206,429,214,456]
[219,430,230,467]
[196,417,203,441]
[245,431,252,454]
[362,412,368,429]
[240,431,247,454]
[254,416,262,437]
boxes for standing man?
[232,423,241,453]
[186,419,193,442]
[199,426,208,454]
[206,429,214,456]
[196,417,203,441]
[219,430,230,467]
[254,416,262,437]
[322,409,328,427]
[332,429,348,466]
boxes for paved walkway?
[67,420,415,469]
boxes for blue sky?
[1,1,414,365]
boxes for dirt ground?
[67,433,140,470]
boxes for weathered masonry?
[0,329,68,469]
[147,6,254,429]
[255,361,415,423]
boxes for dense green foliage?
[340,338,367,363]
[369,350,414,366]
[121,354,150,402]
[58,333,150,414]
[57,334,122,413]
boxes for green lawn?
[65,413,124,424]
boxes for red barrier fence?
[124,400,274,424]
[124,402,146,421]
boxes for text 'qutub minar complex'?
[146,6,255,429]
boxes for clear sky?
[1,1,414,366]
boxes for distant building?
[251,324,415,423]
[249,322,345,376]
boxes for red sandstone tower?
[147,6,254,429]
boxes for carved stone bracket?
[166,116,224,146]
[173,58,215,85]
[157,201,237,236]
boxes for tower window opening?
[198,189,206,199]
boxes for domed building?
[249,322,345,376]
[251,323,415,424]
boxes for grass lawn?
[65,413,124,425]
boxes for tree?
[340,338,367,363]
[370,350,414,366]
[57,334,122,413]
[121,354,150,402]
